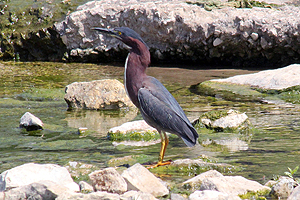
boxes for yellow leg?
[147,131,171,169]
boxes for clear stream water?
[0,61,299,188]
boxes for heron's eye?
[118,31,122,35]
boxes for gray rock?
[89,167,127,194]
[120,190,158,200]
[189,190,241,200]
[64,79,134,110]
[1,163,79,192]
[287,185,300,200]
[212,64,300,90]
[270,176,297,199]
[19,112,43,131]
[121,163,169,197]
[2,182,57,200]
[54,0,300,67]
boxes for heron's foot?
[146,160,172,169]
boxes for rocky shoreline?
[0,161,299,200]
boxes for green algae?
[186,0,280,11]
[107,130,161,142]
[193,81,266,102]
[0,0,90,61]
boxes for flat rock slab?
[121,163,169,197]
[64,79,134,110]
[212,64,300,90]
[1,163,79,192]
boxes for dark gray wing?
[137,77,198,147]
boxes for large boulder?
[1,163,79,192]
[64,79,134,110]
[54,0,300,66]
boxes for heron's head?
[92,27,148,49]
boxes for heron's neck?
[124,41,150,107]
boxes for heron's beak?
[92,27,121,39]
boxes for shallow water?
[0,61,299,187]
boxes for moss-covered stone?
[149,157,242,177]
[108,130,161,142]
[191,81,266,102]
[238,189,271,199]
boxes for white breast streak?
[124,53,130,97]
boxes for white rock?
[213,38,223,47]
[189,190,241,200]
[212,64,300,90]
[89,167,127,194]
[109,120,157,134]
[79,181,94,192]
[200,175,271,196]
[121,163,169,197]
[19,112,43,131]
[1,163,79,192]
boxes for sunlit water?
[0,61,299,186]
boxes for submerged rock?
[64,79,134,110]
[19,112,43,131]
[196,109,251,132]
[121,163,169,197]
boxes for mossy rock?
[107,130,161,142]
[149,157,242,177]
[191,81,266,102]
[194,109,252,134]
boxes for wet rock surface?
[54,0,300,67]
[19,112,44,131]
[64,79,134,110]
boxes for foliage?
[284,166,300,184]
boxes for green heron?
[93,27,199,168]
